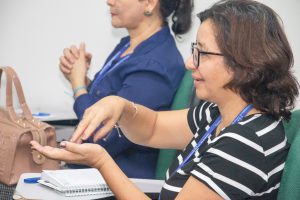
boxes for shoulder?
[115,27,185,82]
[209,114,287,159]
[227,113,286,147]
[118,54,185,86]
[130,26,183,67]
[191,114,288,198]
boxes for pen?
[24,177,41,183]
[32,112,50,117]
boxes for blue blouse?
[73,26,185,179]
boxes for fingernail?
[60,141,67,148]
[81,135,87,140]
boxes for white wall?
[0,0,299,116]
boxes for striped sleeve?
[187,101,218,135]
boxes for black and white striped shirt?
[160,101,289,199]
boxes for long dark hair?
[159,0,193,35]
[198,0,299,120]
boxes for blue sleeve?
[118,71,174,109]
[73,92,97,120]
[96,70,175,158]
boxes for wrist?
[70,76,86,87]
[73,85,87,97]
[92,149,110,170]
[119,100,138,124]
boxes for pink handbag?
[0,66,59,186]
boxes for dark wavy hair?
[159,0,193,35]
[198,0,299,120]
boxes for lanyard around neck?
[89,42,130,94]
[171,104,253,177]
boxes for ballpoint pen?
[23,177,41,184]
[32,112,50,117]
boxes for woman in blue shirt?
[59,0,193,178]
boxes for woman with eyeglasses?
[58,0,193,179]
[32,0,299,199]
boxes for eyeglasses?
[191,42,224,68]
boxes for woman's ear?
[143,0,159,14]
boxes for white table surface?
[14,173,113,200]
[14,173,164,200]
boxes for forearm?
[118,99,158,146]
[71,76,90,98]
[95,150,150,200]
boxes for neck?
[218,98,248,126]
[216,92,259,128]
[126,18,162,52]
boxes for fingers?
[59,56,72,73]
[30,141,64,160]
[30,140,79,162]
[79,42,86,59]
[70,45,79,58]
[71,111,99,143]
[70,109,94,143]
[60,141,82,154]
[59,44,81,72]
[70,120,89,143]
[59,43,91,75]
[94,120,115,142]
[71,97,122,143]
[63,47,77,64]
[30,140,42,150]
[85,53,92,61]
[81,116,103,140]
[30,140,57,156]
[60,142,105,167]
[85,53,92,68]
[59,47,76,75]
[71,109,115,143]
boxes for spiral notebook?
[38,168,113,197]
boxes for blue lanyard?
[171,104,253,177]
[89,42,130,94]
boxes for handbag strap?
[0,67,17,121]
[4,66,33,120]
[0,66,47,164]
[4,66,51,147]
[7,67,49,163]
[4,67,50,130]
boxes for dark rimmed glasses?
[191,42,224,68]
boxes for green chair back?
[277,109,300,200]
[155,70,193,180]
[283,109,300,143]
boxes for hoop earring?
[144,10,153,17]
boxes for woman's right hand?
[71,96,127,144]
[59,43,92,81]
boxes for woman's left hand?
[69,43,90,87]
[30,140,109,169]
